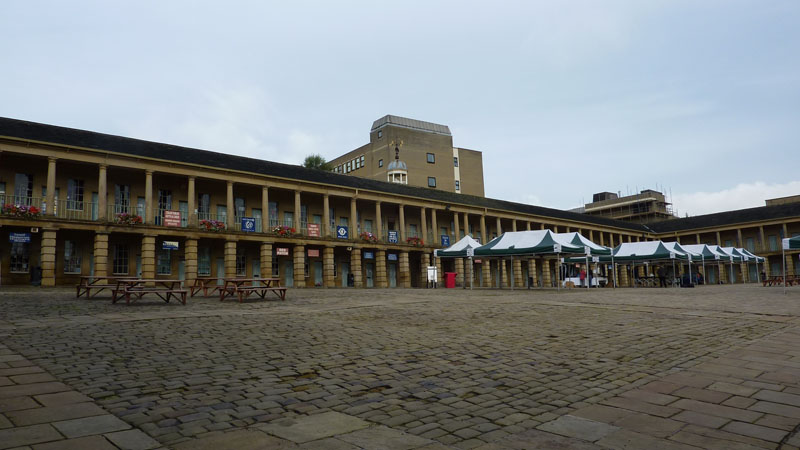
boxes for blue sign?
[241,217,256,232]
[388,230,399,244]
[441,235,450,247]
[9,232,31,243]
[364,251,374,259]
[388,253,398,261]
[162,241,179,250]
[336,225,349,239]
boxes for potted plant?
[406,236,424,247]
[272,225,296,237]
[200,219,226,232]
[1,204,43,219]
[360,231,379,243]
[114,212,143,226]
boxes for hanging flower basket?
[200,219,226,232]
[407,236,424,247]
[1,204,42,219]
[360,232,379,243]
[114,212,143,226]
[272,225,296,237]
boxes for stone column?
[431,209,438,244]
[527,221,532,231]
[145,170,153,224]
[608,233,614,249]
[513,258,523,287]
[97,164,107,221]
[223,239,236,278]
[719,262,728,284]
[482,259,491,287]
[786,251,796,278]
[188,176,197,227]
[496,217,502,237]
[480,215,487,244]
[589,230,594,242]
[454,214,460,243]
[40,229,57,286]
[93,232,109,278]
[759,226,766,254]
[376,249,387,288]
[142,235,156,279]
[323,194,330,237]
[323,246,335,287]
[435,255,443,285]
[260,242,273,278]
[501,258,508,287]
[46,157,56,216]
[399,251,410,288]
[293,245,305,287]
[420,207,427,245]
[420,252,431,286]
[528,259,537,287]
[512,219,517,232]
[226,181,234,230]
[463,212,470,237]
[619,264,629,287]
[399,204,406,241]
[541,259,552,287]
[455,258,464,286]
[351,248,363,288]
[262,186,270,232]
[350,198,357,238]
[294,190,302,232]
[375,201,382,241]
[185,239,198,285]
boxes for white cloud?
[672,181,800,217]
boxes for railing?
[0,196,45,217]
[56,201,97,221]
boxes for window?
[746,237,755,252]
[455,180,460,191]
[198,248,211,276]
[284,211,294,227]
[409,224,418,238]
[377,130,382,138]
[427,153,435,164]
[157,190,172,225]
[64,240,81,274]
[216,205,227,223]
[115,185,130,213]
[428,177,437,188]
[768,235,778,251]
[329,208,336,230]
[157,249,171,275]
[10,242,29,273]
[253,208,263,232]
[339,217,348,227]
[378,159,383,168]
[113,244,129,275]
[66,179,85,210]
[269,201,278,227]
[198,193,211,220]
[364,219,373,233]
[235,197,246,219]
[137,197,146,222]
[13,173,33,204]
[179,201,188,227]
[272,250,279,277]
[454,157,459,167]
[360,155,365,167]
[724,240,733,248]
[236,251,246,276]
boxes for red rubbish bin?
[445,272,457,289]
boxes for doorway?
[313,261,323,287]
[389,263,397,287]
[341,262,350,287]
[365,263,374,287]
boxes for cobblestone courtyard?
[2,285,800,449]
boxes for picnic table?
[112,279,187,305]
[190,277,224,297]
[77,276,136,298]
[220,277,286,302]
[763,275,800,287]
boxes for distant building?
[582,189,676,223]
[766,195,800,206]
[328,115,485,197]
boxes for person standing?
[657,265,667,288]
[579,267,586,288]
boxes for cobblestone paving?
[1,284,799,449]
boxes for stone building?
[0,116,798,289]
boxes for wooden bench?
[112,279,187,305]
[220,278,286,303]
[77,276,135,298]
[190,277,223,297]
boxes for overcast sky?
[1,1,798,216]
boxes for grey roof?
[371,115,451,136]
[647,202,800,233]
[387,159,407,171]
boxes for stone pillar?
[375,201,382,241]
[262,187,270,233]
[528,259,537,287]
[719,263,728,284]
[399,204,406,241]
[501,258,508,287]
[323,246,335,287]
[420,252,431,286]
[145,170,153,224]
[619,264,629,287]
[541,259,552,287]
[496,217,502,237]
[513,258,523,287]
[188,176,197,227]
[480,215,487,244]
[40,229,57,286]
[185,238,198,285]
[294,190,302,232]
[350,198,357,238]
[323,194,330,237]
[463,212,470,237]
[608,233,614,249]
[223,240,236,278]
[420,207,427,245]
[93,232,109,278]
[454,211,460,241]
[431,209,438,244]
[226,181,234,229]
[376,250,387,288]
[435,256,443,285]
[142,235,156,279]
[638,265,645,278]
[46,157,56,216]
[787,251,796,278]
[512,219,517,232]
[293,245,305,287]
[399,251,410,288]
[351,248,363,288]
[527,221,532,231]
[455,258,464,286]
[260,243,273,278]
[482,259,491,287]
[98,164,107,221]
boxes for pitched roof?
[371,115,452,136]
[647,202,800,233]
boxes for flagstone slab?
[260,412,370,444]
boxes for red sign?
[276,247,289,256]
[163,210,181,227]
[308,249,320,257]
[474,259,482,263]
[307,223,320,237]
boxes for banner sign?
[466,248,474,257]
[241,217,255,232]
[553,243,562,253]
[276,247,289,256]
[336,226,349,239]
[163,210,182,227]
[307,249,320,257]
[441,235,450,247]
[307,223,320,237]
[364,251,374,259]
[474,259,482,263]
[592,256,599,263]
[388,230,399,244]
[9,232,30,243]
[162,241,179,250]
[388,253,398,261]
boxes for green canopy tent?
[680,244,720,284]
[554,232,613,288]
[611,241,689,288]
[736,248,766,283]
